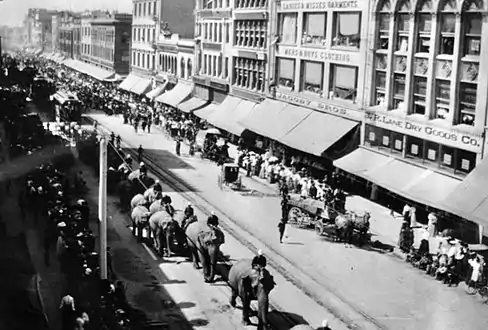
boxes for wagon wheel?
[288,207,302,226]
[315,222,325,236]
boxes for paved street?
[90,112,488,330]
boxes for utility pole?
[98,138,108,279]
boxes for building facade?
[89,14,132,75]
[59,13,76,59]
[131,0,160,76]
[230,0,269,102]
[193,0,233,103]
[72,17,82,59]
[268,0,371,122]
[52,14,60,52]
[80,12,92,62]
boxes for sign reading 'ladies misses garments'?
[279,0,360,11]
[365,111,484,153]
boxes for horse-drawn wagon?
[286,193,371,245]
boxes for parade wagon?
[218,163,242,190]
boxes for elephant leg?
[241,293,252,325]
[165,230,172,257]
[137,223,143,241]
[187,242,200,269]
[230,287,238,308]
[131,220,137,236]
[197,249,211,282]
[157,229,165,256]
[152,228,160,252]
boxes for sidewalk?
[90,113,488,330]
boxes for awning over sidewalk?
[131,78,152,95]
[240,99,310,142]
[146,82,167,99]
[178,97,208,113]
[63,59,115,81]
[441,158,488,227]
[194,102,219,120]
[334,147,461,210]
[279,111,359,157]
[155,82,192,107]
[201,96,257,136]
[118,74,141,92]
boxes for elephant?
[144,187,162,204]
[117,180,133,211]
[149,210,184,256]
[131,194,147,209]
[185,221,225,283]
[149,197,175,216]
[131,205,151,241]
[228,259,276,329]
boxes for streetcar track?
[86,116,385,330]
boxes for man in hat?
[138,145,144,163]
[207,213,219,227]
[184,202,194,218]
[278,218,287,244]
[252,250,267,270]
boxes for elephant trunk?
[257,288,270,330]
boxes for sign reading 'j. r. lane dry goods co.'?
[365,111,484,153]
[279,0,360,11]
[276,46,360,65]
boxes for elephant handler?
[184,203,194,218]
[252,250,267,269]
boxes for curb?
[35,273,50,329]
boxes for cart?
[287,194,329,228]
[218,163,242,190]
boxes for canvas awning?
[118,74,141,92]
[239,99,309,142]
[178,97,209,113]
[334,147,461,210]
[146,82,168,99]
[63,59,115,81]
[155,82,192,107]
[131,77,152,95]
[279,110,359,157]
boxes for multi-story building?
[119,0,160,95]
[24,9,56,51]
[90,14,132,75]
[59,13,75,58]
[72,17,82,59]
[330,0,488,243]
[80,12,92,62]
[52,14,60,52]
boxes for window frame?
[278,13,298,45]
[276,57,296,91]
[301,12,327,47]
[332,12,362,49]
[301,60,324,96]
[329,64,358,102]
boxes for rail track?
[84,116,385,330]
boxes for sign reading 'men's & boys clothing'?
[365,111,484,153]
[276,46,360,65]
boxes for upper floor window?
[301,61,324,96]
[396,0,411,52]
[278,13,297,44]
[276,57,295,91]
[416,0,433,53]
[463,12,482,56]
[377,0,391,51]
[143,3,147,16]
[203,0,213,9]
[236,0,267,8]
[438,0,457,55]
[332,12,361,49]
[330,64,358,102]
[302,13,327,47]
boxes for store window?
[365,124,382,147]
[330,65,357,102]
[391,132,404,153]
[332,12,361,49]
[302,13,327,47]
[463,12,482,56]
[406,136,424,159]
[278,13,298,44]
[435,80,450,120]
[439,13,456,55]
[301,61,324,95]
[424,141,440,165]
[413,76,427,115]
[458,82,477,125]
[456,149,476,174]
[440,145,455,170]
[276,58,295,91]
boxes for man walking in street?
[175,138,181,156]
[278,218,287,244]
[138,145,144,163]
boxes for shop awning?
[146,82,168,99]
[280,111,359,157]
[334,147,461,210]
[194,103,219,120]
[155,82,192,107]
[118,74,141,92]
[441,158,488,227]
[131,78,152,95]
[34,49,43,56]
[178,97,208,113]
[63,59,115,81]
[240,99,309,141]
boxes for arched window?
[373,0,391,106]
[416,0,433,54]
[181,58,186,78]
[438,0,457,55]
[457,0,483,126]
[187,59,192,77]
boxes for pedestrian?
[281,195,289,220]
[398,221,414,254]
[116,135,121,149]
[175,138,181,156]
[133,120,138,133]
[138,145,144,163]
[189,141,195,156]
[59,293,76,330]
[278,219,287,244]
[147,118,152,133]
[427,212,438,238]
[141,119,147,132]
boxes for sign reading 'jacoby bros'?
[365,111,484,153]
